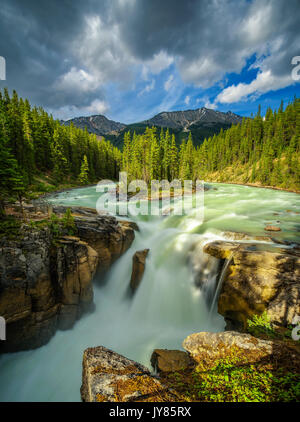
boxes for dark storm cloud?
[0,0,109,112]
[0,0,299,117]
[113,0,300,86]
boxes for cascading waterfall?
[0,182,299,402]
[209,255,233,317]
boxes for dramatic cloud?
[0,0,299,120]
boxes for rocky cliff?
[203,240,300,330]
[0,206,135,352]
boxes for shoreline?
[205,180,300,194]
[34,183,98,203]
[36,180,300,204]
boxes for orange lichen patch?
[110,375,176,402]
[96,393,107,402]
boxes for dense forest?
[0,88,121,212]
[0,88,299,214]
[121,98,300,190]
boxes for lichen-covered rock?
[183,331,273,365]
[203,240,300,328]
[81,346,178,402]
[130,249,149,291]
[150,349,192,373]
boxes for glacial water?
[0,183,299,402]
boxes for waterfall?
[1,182,297,401]
[209,255,232,317]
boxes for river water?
[0,183,299,401]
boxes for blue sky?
[105,59,300,124]
[1,0,299,123]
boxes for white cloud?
[139,79,155,96]
[142,51,174,79]
[204,100,217,110]
[216,70,293,104]
[83,99,108,115]
[54,67,99,92]
[184,95,190,105]
[50,99,108,120]
[164,74,174,91]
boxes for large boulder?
[81,346,178,402]
[130,249,150,291]
[183,331,273,366]
[151,349,192,373]
[204,240,300,329]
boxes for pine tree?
[0,124,25,215]
[78,155,89,185]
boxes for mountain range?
[61,107,244,147]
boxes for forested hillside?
[121,98,300,191]
[0,88,299,214]
[0,89,121,211]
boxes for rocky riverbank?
[203,239,300,330]
[0,205,135,352]
[80,228,300,402]
[81,330,300,402]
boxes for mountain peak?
[141,107,243,130]
[60,107,244,146]
[62,114,126,136]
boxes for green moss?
[29,209,77,240]
[247,311,276,339]
[162,349,300,402]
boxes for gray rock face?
[61,107,243,145]
[142,107,243,130]
[81,346,177,402]
[0,209,135,352]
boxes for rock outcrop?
[203,240,300,329]
[0,207,135,352]
[81,346,178,402]
[150,349,192,373]
[183,331,273,366]
[81,332,300,402]
[130,249,149,291]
